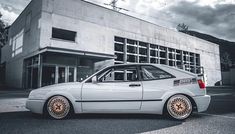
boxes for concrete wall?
[231,69,235,85]
[222,72,230,85]
[5,59,24,88]
[222,69,235,85]
[39,0,221,85]
[1,0,43,88]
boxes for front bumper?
[193,95,211,112]
[26,99,46,114]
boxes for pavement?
[0,86,234,134]
[0,89,31,98]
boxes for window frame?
[96,65,141,83]
[11,29,24,57]
[51,27,77,42]
[139,65,176,81]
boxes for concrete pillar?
[137,41,139,63]
[124,38,127,63]
[166,48,169,65]
[180,51,184,69]
[147,43,150,63]
[38,54,42,88]
[157,46,160,64]
[193,53,196,73]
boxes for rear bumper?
[26,99,45,114]
[193,95,211,112]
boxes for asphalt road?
[0,90,235,134]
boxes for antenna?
[104,0,129,12]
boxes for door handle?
[129,84,141,87]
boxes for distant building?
[0,0,221,89]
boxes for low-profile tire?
[166,94,192,120]
[47,96,71,119]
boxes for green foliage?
[0,12,7,47]
[176,23,189,33]
[221,52,232,71]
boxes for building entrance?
[42,65,76,87]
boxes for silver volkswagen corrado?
[26,63,210,120]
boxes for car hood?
[36,82,82,91]
[28,82,82,100]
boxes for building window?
[52,27,76,42]
[114,36,202,74]
[98,66,138,82]
[11,29,24,57]
[114,36,125,64]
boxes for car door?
[81,65,143,112]
[140,65,175,99]
[139,65,176,112]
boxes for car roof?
[110,63,197,76]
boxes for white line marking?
[197,113,235,119]
[209,93,233,96]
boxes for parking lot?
[0,87,234,134]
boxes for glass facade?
[114,36,202,74]
[24,53,95,89]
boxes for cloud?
[86,0,235,41]
[0,0,30,24]
[168,1,235,41]
[0,0,30,11]
[0,4,19,25]
[1,0,235,41]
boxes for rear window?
[140,65,174,80]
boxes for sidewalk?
[0,98,28,113]
[206,86,235,96]
[0,88,31,99]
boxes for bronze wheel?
[47,96,70,119]
[167,95,192,120]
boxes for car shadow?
[0,111,188,134]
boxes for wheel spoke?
[167,95,192,120]
[47,96,70,119]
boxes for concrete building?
[0,0,221,89]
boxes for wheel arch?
[43,93,76,115]
[162,93,198,114]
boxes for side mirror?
[92,76,97,84]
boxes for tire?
[47,96,71,119]
[166,95,192,120]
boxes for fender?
[44,91,82,113]
[159,90,195,114]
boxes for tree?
[220,52,232,71]
[176,23,189,33]
[0,12,7,48]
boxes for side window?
[98,66,138,82]
[140,65,174,80]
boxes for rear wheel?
[47,96,71,119]
[166,95,192,120]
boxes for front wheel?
[47,96,71,119]
[166,95,192,120]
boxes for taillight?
[198,79,205,89]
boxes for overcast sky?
[0,0,235,41]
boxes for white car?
[26,63,210,120]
